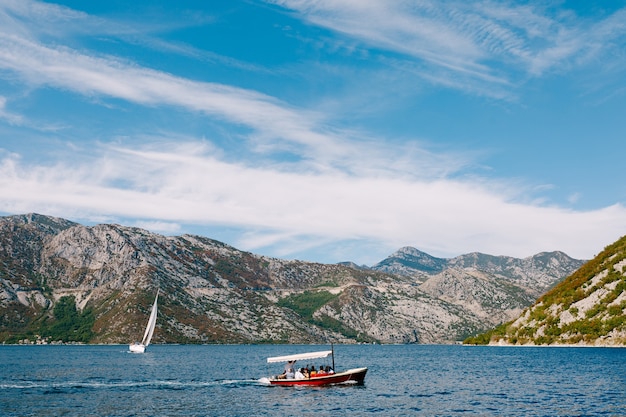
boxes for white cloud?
[0,96,23,125]
[1,142,624,263]
[0,28,347,161]
[269,0,626,89]
[0,14,480,181]
[133,220,181,234]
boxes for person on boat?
[275,360,297,379]
[302,367,310,378]
[310,365,317,377]
[325,365,334,374]
[294,368,305,379]
[316,365,327,376]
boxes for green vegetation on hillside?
[277,290,337,318]
[3,296,95,344]
[538,237,626,309]
[277,290,376,343]
[463,322,509,345]
[41,295,95,343]
[464,236,626,346]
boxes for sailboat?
[129,290,159,353]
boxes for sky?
[1,0,626,266]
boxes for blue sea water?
[0,344,624,416]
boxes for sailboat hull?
[129,343,146,353]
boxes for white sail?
[141,290,159,347]
[129,290,158,353]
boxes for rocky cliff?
[0,214,584,344]
[466,235,626,346]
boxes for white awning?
[267,350,333,363]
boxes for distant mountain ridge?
[370,246,583,296]
[0,213,585,345]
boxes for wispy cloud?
[269,0,626,93]
[0,6,475,182]
[0,29,321,149]
[0,0,208,43]
[0,96,23,125]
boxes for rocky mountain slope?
[372,246,582,294]
[0,214,584,344]
[466,235,626,346]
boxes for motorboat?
[262,347,367,386]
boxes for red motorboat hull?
[268,367,367,386]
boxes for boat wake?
[0,378,267,390]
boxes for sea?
[0,344,624,416]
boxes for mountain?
[372,247,584,296]
[466,235,626,346]
[418,268,536,324]
[371,246,448,278]
[0,213,584,345]
[448,251,582,294]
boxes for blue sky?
[1,0,626,265]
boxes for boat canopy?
[267,350,333,363]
